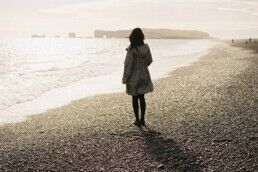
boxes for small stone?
[157,164,164,169]
[187,138,194,143]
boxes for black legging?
[132,94,146,121]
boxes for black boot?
[139,94,146,126]
[132,96,140,126]
[133,119,141,126]
[140,119,145,126]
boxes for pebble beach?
[0,41,257,171]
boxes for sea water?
[0,38,216,123]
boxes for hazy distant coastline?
[94,28,210,39]
[29,29,210,39]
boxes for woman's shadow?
[137,126,204,171]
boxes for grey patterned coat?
[122,44,153,96]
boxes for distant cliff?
[31,34,46,38]
[94,28,210,39]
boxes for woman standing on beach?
[122,28,153,126]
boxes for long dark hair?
[129,28,145,49]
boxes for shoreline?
[0,41,257,171]
[0,40,216,124]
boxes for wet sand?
[0,42,257,171]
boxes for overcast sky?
[0,0,257,38]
